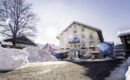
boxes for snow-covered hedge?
[0,47,29,71]
[24,47,57,62]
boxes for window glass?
[89,34,93,39]
[82,43,86,48]
[74,44,77,48]
[73,30,77,33]
[73,37,80,42]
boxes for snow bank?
[105,57,130,80]
[24,47,57,62]
[0,47,57,71]
[126,57,130,80]
[126,66,130,80]
[105,61,128,80]
[0,47,28,71]
[117,30,130,37]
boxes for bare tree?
[0,0,37,46]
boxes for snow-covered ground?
[105,57,130,80]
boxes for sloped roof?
[57,21,104,42]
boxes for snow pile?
[105,57,130,80]
[0,47,28,71]
[126,66,130,80]
[24,47,57,62]
[125,57,130,80]
[0,47,57,71]
[117,30,130,37]
[105,61,128,80]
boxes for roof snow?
[117,30,130,37]
[1,41,13,46]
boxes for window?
[127,40,130,44]
[73,25,77,33]
[89,41,94,47]
[73,30,77,33]
[73,37,80,42]
[74,44,77,48]
[89,34,93,39]
[82,43,86,48]
[82,34,85,39]
[81,28,85,32]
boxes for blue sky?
[27,0,130,45]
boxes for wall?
[58,23,101,50]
